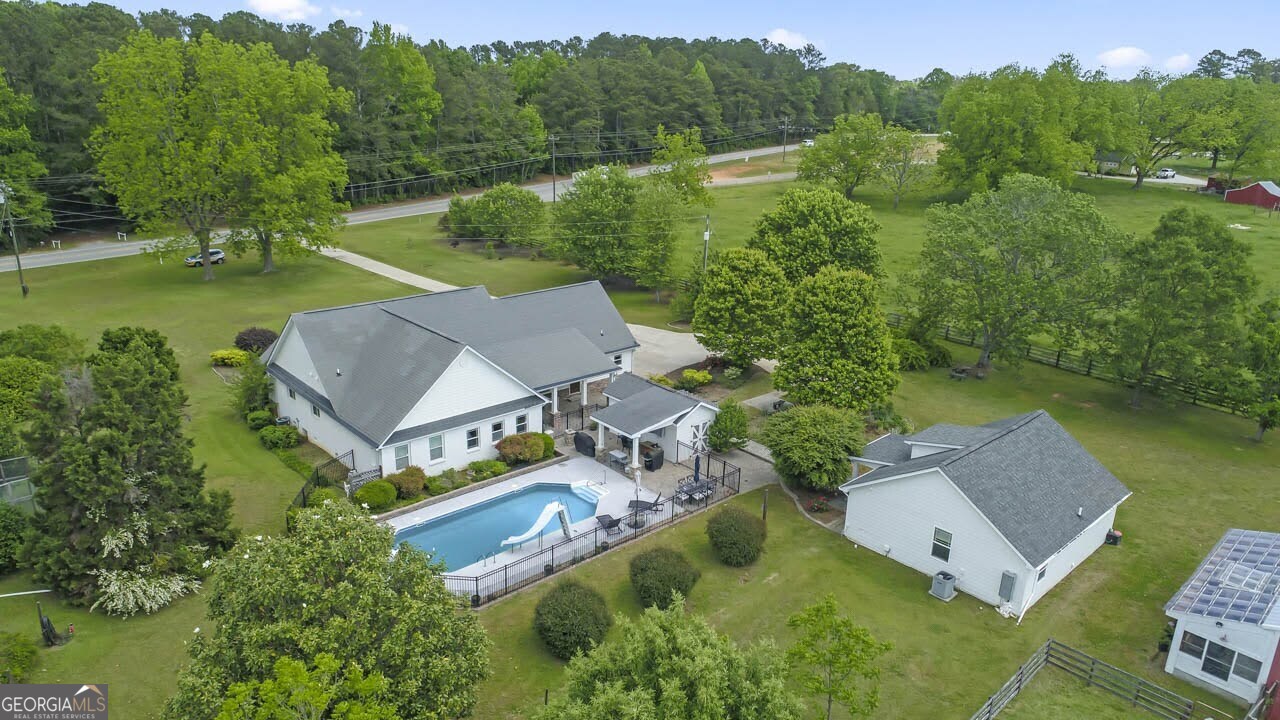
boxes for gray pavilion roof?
[843,410,1131,567]
[267,282,634,446]
[1165,529,1280,629]
[591,373,703,437]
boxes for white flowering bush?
[90,569,200,617]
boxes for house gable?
[271,321,325,396]
[391,347,542,440]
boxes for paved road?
[1077,171,1207,188]
[0,144,796,273]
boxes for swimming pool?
[394,483,600,571]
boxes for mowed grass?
[473,357,1280,718]
[0,252,411,717]
[996,670,1144,720]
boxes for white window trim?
[393,444,410,471]
[613,354,623,366]
[515,414,528,433]
[931,527,952,562]
[466,427,481,453]
[427,433,445,465]
[491,421,505,443]
[311,403,320,417]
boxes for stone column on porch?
[551,385,559,414]
[630,435,641,469]
[597,422,605,452]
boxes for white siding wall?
[273,381,378,470]
[394,348,534,432]
[272,324,324,394]
[611,349,634,374]
[676,405,717,451]
[1017,507,1116,612]
[842,469,1031,607]
[379,405,544,475]
[1164,615,1278,703]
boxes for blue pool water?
[394,483,599,570]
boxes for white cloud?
[765,28,811,49]
[329,5,363,19]
[247,0,320,21]
[388,22,411,36]
[1097,46,1151,68]
[1164,53,1194,73]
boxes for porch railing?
[545,403,601,437]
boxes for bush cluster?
[210,348,253,367]
[386,466,428,499]
[352,479,396,511]
[707,401,749,453]
[273,449,313,478]
[630,548,699,609]
[467,459,509,482]
[705,507,766,567]
[533,580,612,660]
[246,409,273,430]
[234,327,279,354]
[675,368,713,391]
[496,432,554,465]
[308,486,345,505]
[893,337,930,371]
[647,373,674,388]
[0,631,38,682]
[258,425,300,450]
[0,503,27,574]
[232,361,273,416]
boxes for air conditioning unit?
[930,571,957,602]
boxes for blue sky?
[109,0,1278,79]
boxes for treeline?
[0,1,949,243]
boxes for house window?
[931,528,952,562]
[288,388,296,399]
[515,414,528,433]
[1233,653,1262,683]
[1202,641,1234,682]
[466,428,480,451]
[491,421,504,443]
[1037,567,1046,581]
[613,354,623,367]
[428,434,444,463]
[1178,631,1206,659]
[393,444,410,471]
[311,403,320,417]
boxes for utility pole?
[549,135,558,203]
[0,182,29,298]
[779,116,791,162]
[702,215,711,271]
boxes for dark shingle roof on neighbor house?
[266,282,635,446]
[843,410,1131,567]
[591,373,703,436]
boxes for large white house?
[263,282,638,477]
[1164,529,1280,705]
[839,410,1131,618]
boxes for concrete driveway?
[627,324,706,378]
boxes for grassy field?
[997,670,1143,720]
[0,252,411,717]
[471,356,1279,718]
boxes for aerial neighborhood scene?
[2,1,1280,718]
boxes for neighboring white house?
[1164,529,1280,705]
[839,410,1131,618]
[263,282,638,478]
[589,373,719,468]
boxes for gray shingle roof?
[591,373,702,436]
[857,434,912,464]
[909,423,1000,448]
[601,372,655,402]
[844,410,1131,567]
[1165,529,1280,629]
[384,396,544,447]
[271,282,634,446]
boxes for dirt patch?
[782,479,845,523]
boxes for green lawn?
[0,251,411,718]
[997,670,1142,720]
[471,359,1279,719]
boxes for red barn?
[1225,181,1280,210]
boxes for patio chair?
[628,494,664,514]
[596,514,623,536]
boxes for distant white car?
[1156,168,1177,179]
[185,248,226,267]
[801,139,815,148]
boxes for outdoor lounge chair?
[628,494,664,513]
[596,514,623,536]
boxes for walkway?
[318,247,458,292]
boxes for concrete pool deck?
[386,456,658,578]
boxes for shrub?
[387,466,428,498]
[246,409,273,430]
[675,368,713,391]
[258,425,300,450]
[231,360,273,415]
[0,631,38,682]
[867,402,914,435]
[308,487,345,505]
[630,548,699,609]
[721,365,745,387]
[893,338,929,371]
[210,348,253,367]
[707,400,749,452]
[352,480,396,511]
[533,580,612,660]
[921,339,953,368]
[234,327,279,354]
[497,433,545,465]
[538,432,556,459]
[0,503,27,574]
[648,373,674,388]
[467,460,509,482]
[706,507,766,566]
[761,405,863,492]
[425,476,452,496]
[273,449,312,478]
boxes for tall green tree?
[0,324,84,367]
[787,594,892,720]
[774,267,898,412]
[1243,300,1280,441]
[797,113,887,198]
[760,405,863,492]
[747,187,882,282]
[1115,73,1233,189]
[538,597,802,720]
[442,183,545,248]
[649,124,712,207]
[692,248,789,368]
[913,174,1123,368]
[165,501,488,720]
[21,327,235,614]
[214,653,399,720]
[877,125,932,209]
[1104,208,1256,407]
[0,67,51,245]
